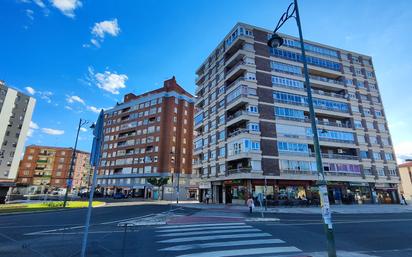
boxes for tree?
[147,177,169,200]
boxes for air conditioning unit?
[337,149,344,154]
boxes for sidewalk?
[177,202,412,214]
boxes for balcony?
[309,153,359,160]
[226,167,252,176]
[227,128,253,138]
[225,61,247,81]
[309,74,344,86]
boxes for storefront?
[347,182,372,204]
[374,183,399,204]
[223,179,247,204]
[199,181,211,203]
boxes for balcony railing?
[309,153,359,160]
[275,116,351,129]
[226,167,252,175]
[227,110,249,122]
[309,74,344,85]
[225,61,245,78]
[226,77,245,90]
[228,129,250,138]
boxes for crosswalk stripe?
[159,239,285,251]
[157,225,252,233]
[175,246,302,257]
[158,222,245,229]
[158,228,261,237]
[158,232,271,243]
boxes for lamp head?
[267,33,284,48]
[89,123,96,129]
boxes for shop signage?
[375,183,390,188]
[199,182,211,189]
[224,180,242,185]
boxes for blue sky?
[1,0,411,162]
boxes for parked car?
[113,192,125,199]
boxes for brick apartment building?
[194,23,399,205]
[16,145,91,194]
[95,77,196,200]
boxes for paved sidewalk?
[177,202,412,214]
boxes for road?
[0,202,411,257]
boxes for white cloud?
[39,91,53,103]
[29,121,39,129]
[92,19,120,38]
[80,127,87,132]
[64,105,73,110]
[26,9,34,20]
[87,67,127,95]
[86,105,100,113]
[394,141,412,163]
[41,128,64,135]
[25,86,36,95]
[27,121,39,137]
[50,0,82,18]
[85,19,120,48]
[33,0,46,8]
[66,95,85,105]
[23,87,52,103]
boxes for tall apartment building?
[16,145,91,194]
[194,23,399,205]
[0,81,35,203]
[96,77,195,200]
[399,162,412,204]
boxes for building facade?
[16,145,91,194]
[194,23,399,205]
[95,77,196,200]
[399,162,412,204]
[0,81,35,203]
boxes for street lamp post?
[268,1,337,256]
[63,118,90,208]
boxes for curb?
[0,202,106,216]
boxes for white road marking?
[158,232,271,243]
[158,222,245,229]
[158,228,261,237]
[175,246,302,257]
[159,239,285,251]
[157,225,252,233]
[25,225,84,236]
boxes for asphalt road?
[0,203,411,257]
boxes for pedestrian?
[206,193,210,204]
[401,194,407,205]
[247,196,254,214]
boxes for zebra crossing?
[155,222,303,257]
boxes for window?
[275,107,305,120]
[373,152,382,160]
[272,75,304,89]
[270,61,302,75]
[278,142,309,153]
[354,120,363,129]
[388,169,397,176]
[385,153,393,161]
[219,147,225,157]
[377,169,385,176]
[375,110,382,117]
[248,123,260,132]
[360,151,369,159]
[270,48,341,71]
[366,122,374,129]
[247,105,258,113]
[273,91,349,112]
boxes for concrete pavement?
[176,202,412,214]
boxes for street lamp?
[63,118,90,208]
[268,1,337,256]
